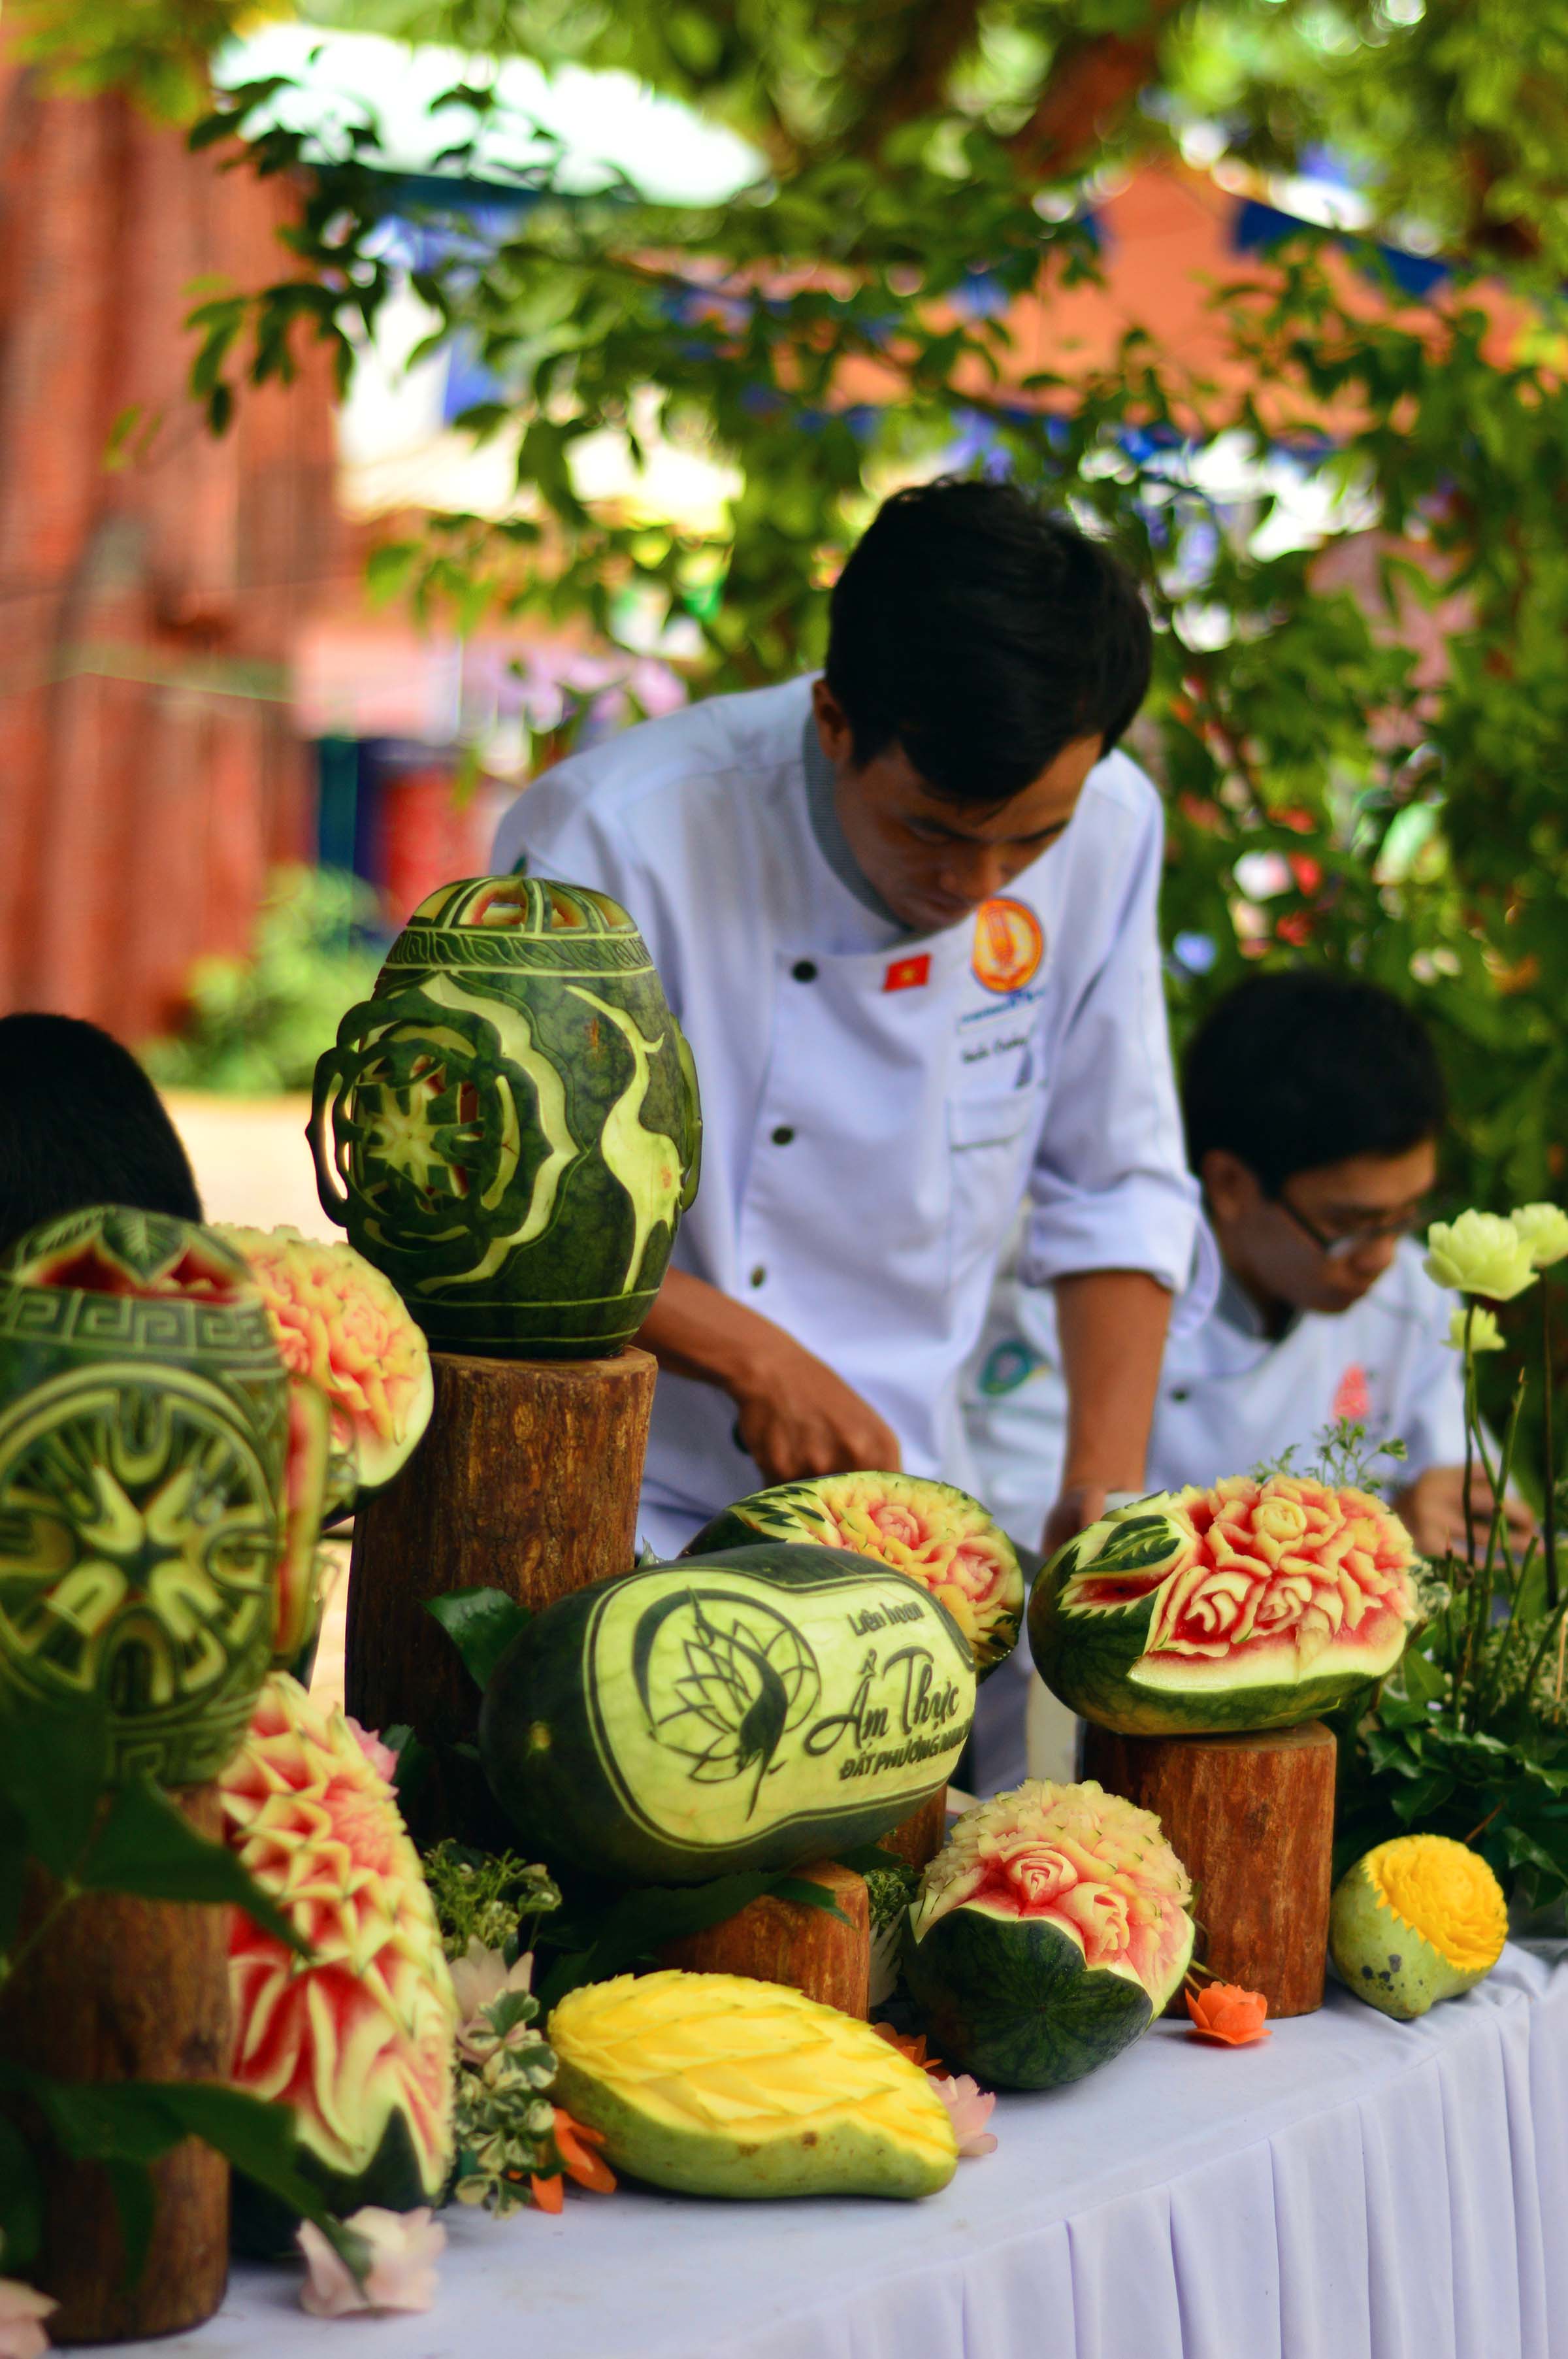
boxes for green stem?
[1544,1281,1560,1613]
[1522,1591,1568,1711]
[1462,1302,1480,1574]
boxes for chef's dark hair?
[1184,972,1447,1195]
[824,477,1152,802]
[0,1012,203,1257]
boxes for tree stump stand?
[1081,1721,1337,2017]
[879,1789,948,1875]
[346,1348,656,1826]
[0,1786,231,2343]
[658,1860,870,2017]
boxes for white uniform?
[962,1234,1468,1796]
[493,675,1206,1557]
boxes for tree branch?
[1005,0,1188,180]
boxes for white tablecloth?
[139,1942,1568,2359]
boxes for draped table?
[132,1942,1568,2359]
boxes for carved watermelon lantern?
[309,876,701,1358]
[0,1208,293,1784]
[1030,1475,1418,1736]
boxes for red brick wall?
[0,50,346,1041]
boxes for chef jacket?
[964,1232,1468,1543]
[493,674,1206,1557]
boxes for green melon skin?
[1328,1861,1491,2021]
[683,1473,1024,1681]
[480,1543,976,1885]
[231,2108,436,2259]
[551,2055,950,2201]
[903,1900,1187,2089]
[1028,1528,1403,1738]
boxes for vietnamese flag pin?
[883,953,932,993]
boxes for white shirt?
[493,675,1204,1554]
[964,1232,1468,1544]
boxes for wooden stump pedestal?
[346,1347,656,1816]
[880,1788,949,1875]
[0,1786,231,2343]
[659,1860,870,2016]
[1082,1721,1337,2018]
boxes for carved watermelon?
[220,1674,457,2251]
[903,1779,1194,2088]
[684,1474,1024,1679]
[214,1224,433,1502]
[309,876,701,1359]
[273,1379,332,1665]
[1029,1476,1418,1736]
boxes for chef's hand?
[1041,1482,1109,1562]
[1396,1465,1536,1561]
[730,1338,902,1485]
[637,1267,902,1486]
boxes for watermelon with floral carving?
[220,1674,457,2249]
[903,1779,1194,2088]
[1029,1476,1418,1736]
[214,1224,433,1502]
[684,1472,1023,1678]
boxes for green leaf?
[0,1701,109,1876]
[830,1843,905,1875]
[0,1791,27,1958]
[427,1587,532,1692]
[78,1777,313,1961]
[770,1875,852,1926]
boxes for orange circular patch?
[972,898,1044,994]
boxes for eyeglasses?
[1270,1188,1425,1264]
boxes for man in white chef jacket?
[964,970,1531,1789]
[494,478,1207,1560]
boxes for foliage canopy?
[18,0,1568,1400]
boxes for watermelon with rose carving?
[220,1673,457,2248]
[683,1473,1023,1678]
[308,876,701,1359]
[902,1779,1194,2088]
[1029,1475,1418,1736]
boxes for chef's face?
[813,680,1100,934]
[1201,1140,1438,1318]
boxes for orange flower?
[551,2107,617,2194]
[871,2022,944,2073]
[529,2172,564,2215]
[1186,1982,1271,2045]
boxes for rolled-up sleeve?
[1018,783,1213,1335]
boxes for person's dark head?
[0,1013,202,1258]
[815,478,1152,932]
[1184,971,1446,1318]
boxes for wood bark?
[879,1788,948,1873]
[1082,1721,1337,2018]
[658,1860,870,2017]
[347,1347,655,1832]
[0,1785,231,2343]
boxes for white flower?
[1443,1306,1506,1355]
[0,2280,56,2359]
[1424,1212,1538,1302]
[1509,1203,1568,1270]
[298,2208,445,2317]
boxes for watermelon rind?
[231,2108,435,2258]
[684,1472,1024,1679]
[902,1902,1160,2090]
[480,1543,975,1885]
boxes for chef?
[494,478,1209,1559]
[964,968,1531,1790]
